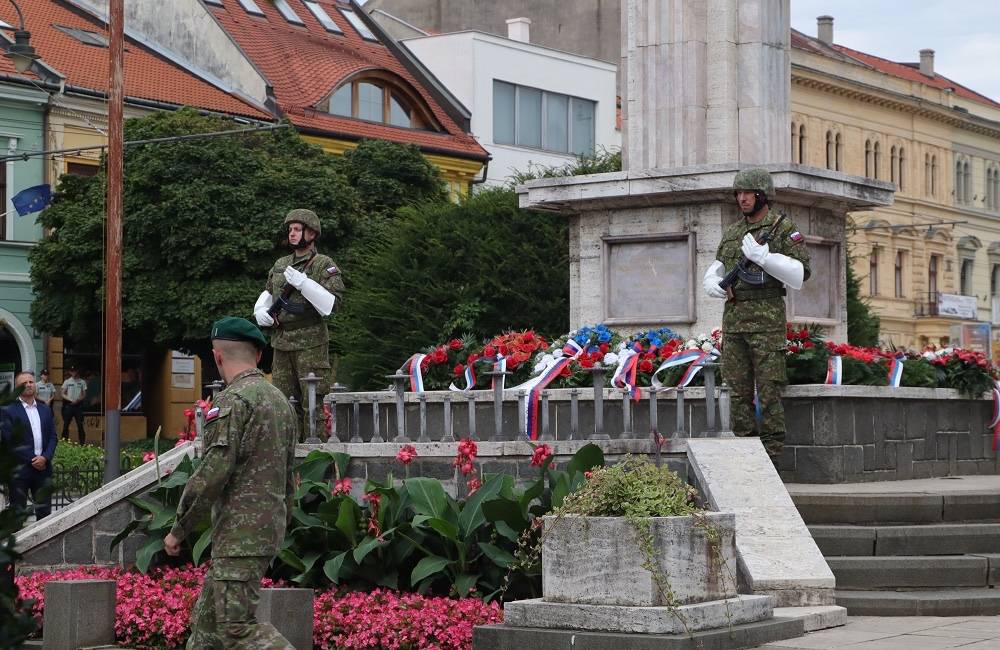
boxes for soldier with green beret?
[253,208,344,439]
[703,168,811,459]
[164,316,297,649]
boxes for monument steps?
[789,479,1000,615]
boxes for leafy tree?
[846,250,880,347]
[334,139,447,220]
[29,109,360,357]
[334,188,570,388]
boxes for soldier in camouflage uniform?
[254,209,344,439]
[703,169,811,458]
[164,317,298,649]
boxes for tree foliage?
[28,110,442,358]
[334,188,570,388]
[846,249,881,347]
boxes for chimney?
[506,17,531,43]
[817,15,833,45]
[920,49,935,77]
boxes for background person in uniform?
[1,371,57,521]
[254,208,343,439]
[703,168,810,459]
[60,366,87,443]
[35,369,55,408]
[163,317,297,649]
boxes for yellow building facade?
[790,28,1000,352]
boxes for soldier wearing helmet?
[702,168,811,459]
[254,209,344,438]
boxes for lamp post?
[103,0,124,483]
[2,1,39,73]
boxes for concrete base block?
[771,605,847,632]
[43,580,116,650]
[473,617,804,650]
[503,594,773,634]
[257,588,313,650]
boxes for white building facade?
[401,21,619,186]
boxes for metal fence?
[49,456,138,510]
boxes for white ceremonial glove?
[703,260,727,300]
[253,290,275,327]
[284,266,307,289]
[299,278,336,317]
[762,253,805,290]
[741,233,770,266]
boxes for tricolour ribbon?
[825,355,842,385]
[402,353,427,392]
[650,348,718,392]
[491,354,508,392]
[448,362,477,392]
[611,348,640,401]
[512,340,584,440]
[989,380,1000,452]
[887,355,904,388]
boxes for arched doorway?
[0,307,37,380]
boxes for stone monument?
[517,0,894,341]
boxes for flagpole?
[103,0,123,484]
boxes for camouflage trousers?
[187,556,293,649]
[721,329,787,457]
[272,344,331,441]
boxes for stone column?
[621,0,791,170]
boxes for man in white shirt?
[60,366,87,444]
[1,371,57,520]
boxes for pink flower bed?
[15,566,503,649]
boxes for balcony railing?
[914,291,940,317]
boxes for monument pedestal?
[518,163,893,341]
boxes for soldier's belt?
[276,316,323,331]
[730,287,787,302]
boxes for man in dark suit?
[2,371,57,520]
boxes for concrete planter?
[541,511,737,606]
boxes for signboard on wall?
[170,351,196,389]
[950,323,992,358]
[938,293,978,320]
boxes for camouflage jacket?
[716,209,811,333]
[265,250,344,352]
[169,368,298,558]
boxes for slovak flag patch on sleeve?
[789,231,804,243]
[326,265,339,276]
[206,406,221,422]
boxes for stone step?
[836,588,1000,616]
[809,522,1000,556]
[791,491,1000,525]
[827,555,990,589]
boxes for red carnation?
[639,359,654,373]
[530,444,553,467]
[396,444,418,465]
[449,338,462,350]
[484,345,496,357]
[453,363,465,377]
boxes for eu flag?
[11,184,52,216]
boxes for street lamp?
[3,1,38,73]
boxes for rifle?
[718,212,787,291]
[267,256,316,323]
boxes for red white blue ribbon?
[887,355,904,388]
[512,340,584,440]
[491,354,508,391]
[989,380,1000,452]
[448,362,477,392]
[825,355,842,385]
[403,353,427,392]
[611,348,640,401]
[650,348,718,392]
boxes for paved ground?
[757,616,1000,649]
[785,475,1000,496]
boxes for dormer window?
[322,74,437,130]
[339,8,377,41]
[273,0,303,24]
[236,0,264,16]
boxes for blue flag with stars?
[11,184,52,216]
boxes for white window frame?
[339,8,377,41]
[303,1,342,33]
[493,80,597,156]
[272,0,303,24]
[236,0,264,16]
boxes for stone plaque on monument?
[603,233,695,323]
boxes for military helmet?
[732,168,774,198]
[283,208,321,236]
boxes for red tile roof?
[206,0,487,161]
[791,29,1000,110]
[0,0,270,119]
